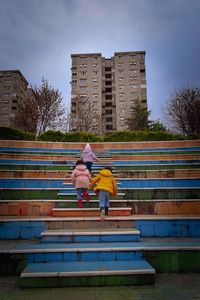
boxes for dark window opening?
[106,117,113,122]
[105,102,112,107]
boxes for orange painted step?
[52,207,132,217]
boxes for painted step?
[55,199,127,208]
[41,228,140,243]
[52,207,132,217]
[20,260,155,287]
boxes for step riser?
[20,273,155,288]
[52,210,132,217]
[28,251,143,263]
[1,200,200,216]
[42,234,140,243]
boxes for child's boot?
[83,191,90,202]
[78,199,83,208]
[100,207,105,221]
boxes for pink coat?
[71,164,91,189]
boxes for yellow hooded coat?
[90,169,118,197]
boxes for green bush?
[37,130,102,142]
[0,127,35,140]
[37,130,66,142]
[103,130,190,142]
[64,132,101,142]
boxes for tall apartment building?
[0,70,29,127]
[70,51,147,133]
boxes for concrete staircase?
[0,139,200,287]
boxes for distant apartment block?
[70,51,147,133]
[0,70,29,127]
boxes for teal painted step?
[20,260,155,287]
[41,228,140,243]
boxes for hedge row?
[0,127,199,142]
[0,127,35,141]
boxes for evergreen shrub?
[0,127,35,140]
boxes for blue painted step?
[20,259,155,287]
[41,228,140,243]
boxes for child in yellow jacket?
[89,167,118,221]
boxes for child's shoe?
[78,200,83,208]
[83,191,90,202]
[100,208,105,221]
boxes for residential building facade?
[70,51,147,133]
[0,70,29,127]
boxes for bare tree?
[14,78,66,134]
[13,88,38,133]
[69,95,103,134]
[165,87,200,135]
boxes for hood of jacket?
[75,164,87,172]
[99,169,112,177]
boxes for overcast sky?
[1,0,200,123]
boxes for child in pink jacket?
[71,160,91,208]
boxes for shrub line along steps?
[0,139,200,287]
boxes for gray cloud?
[0,0,200,121]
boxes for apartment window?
[105,95,112,100]
[130,92,138,99]
[93,71,98,75]
[106,74,111,78]
[142,100,147,103]
[105,88,112,92]
[93,94,98,98]
[129,54,136,58]
[80,79,86,83]
[141,84,146,88]
[131,84,138,89]
[105,102,112,107]
[106,110,112,114]
[106,117,112,122]
[92,79,98,82]
[130,69,137,73]
[80,71,87,75]
[106,124,113,130]
[72,72,77,76]
[106,81,112,85]
[93,64,97,67]
[80,56,86,60]
[105,67,111,72]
